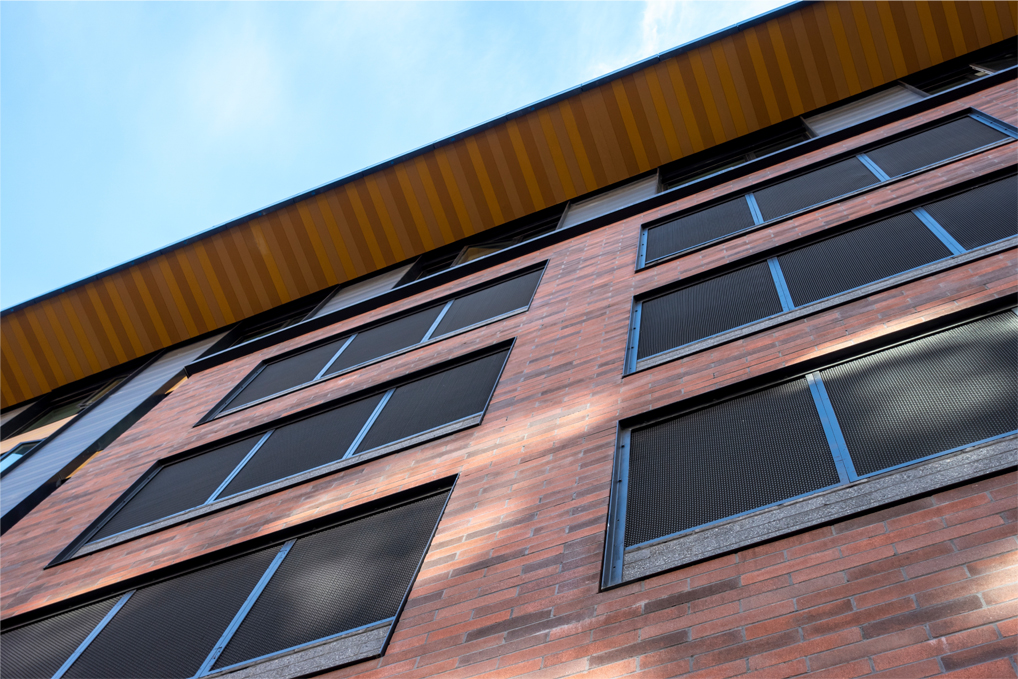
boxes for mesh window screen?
[923,177,1018,250]
[821,312,1018,477]
[754,157,879,222]
[220,394,385,498]
[64,547,278,679]
[213,491,449,670]
[90,436,261,542]
[324,306,444,376]
[0,597,116,679]
[355,350,509,454]
[226,339,350,410]
[637,263,783,359]
[624,379,839,547]
[777,212,951,307]
[864,117,1009,179]
[644,197,756,263]
[432,270,542,338]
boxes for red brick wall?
[2,82,1015,678]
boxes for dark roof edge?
[1,1,806,317]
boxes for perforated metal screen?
[753,157,879,222]
[923,177,1018,251]
[354,350,508,454]
[220,394,385,498]
[227,338,349,410]
[637,263,783,359]
[90,436,261,542]
[63,547,278,679]
[0,597,116,679]
[324,306,443,376]
[864,117,1009,178]
[432,270,542,338]
[821,313,1018,477]
[644,197,755,263]
[625,379,838,547]
[213,491,449,670]
[778,212,951,307]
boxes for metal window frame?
[0,439,44,478]
[636,109,1018,269]
[624,175,1015,374]
[604,306,1018,589]
[203,263,545,422]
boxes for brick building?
[1,2,1016,678]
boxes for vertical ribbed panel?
[637,263,783,359]
[822,313,1018,477]
[89,436,261,542]
[643,197,756,263]
[753,157,878,222]
[0,597,116,679]
[324,306,444,376]
[354,350,508,454]
[432,270,542,338]
[923,177,1018,251]
[225,338,351,410]
[213,491,449,670]
[625,379,838,547]
[864,117,1009,178]
[778,212,951,307]
[220,394,385,498]
[64,547,278,679]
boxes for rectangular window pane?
[777,212,951,307]
[432,269,542,338]
[226,338,350,410]
[864,117,1009,178]
[821,313,1018,477]
[323,305,444,376]
[625,379,839,547]
[213,491,448,670]
[637,263,783,360]
[753,157,879,222]
[355,350,509,454]
[643,197,755,264]
[922,176,1018,251]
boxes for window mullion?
[420,301,455,343]
[766,257,796,312]
[206,431,275,504]
[806,372,858,483]
[194,540,296,677]
[855,153,891,182]
[51,591,135,679]
[314,335,357,381]
[911,207,966,255]
[342,389,395,460]
[745,193,764,224]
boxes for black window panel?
[213,491,448,670]
[324,306,443,376]
[0,597,117,679]
[821,313,1018,478]
[644,197,756,263]
[432,270,542,338]
[625,379,838,547]
[864,117,1009,178]
[637,263,783,359]
[923,177,1018,251]
[219,394,385,498]
[226,338,350,410]
[778,212,951,308]
[753,157,879,222]
[354,350,508,454]
[64,547,278,679]
[90,436,261,542]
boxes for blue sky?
[1,1,785,309]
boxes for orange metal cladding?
[2,0,1015,409]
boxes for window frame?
[603,303,1018,589]
[636,109,1018,271]
[625,168,1018,375]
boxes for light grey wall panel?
[804,84,924,136]
[312,265,412,319]
[560,174,659,229]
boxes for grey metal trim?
[420,300,454,343]
[766,257,795,312]
[313,335,356,381]
[620,433,1017,584]
[913,207,966,255]
[51,591,134,679]
[342,390,395,460]
[631,236,1017,374]
[601,426,631,590]
[207,432,275,503]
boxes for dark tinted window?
[923,177,1018,251]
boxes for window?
[639,112,1016,267]
[2,483,451,679]
[210,265,542,417]
[68,345,510,553]
[628,174,1017,373]
[803,83,926,136]
[605,311,1017,587]
[310,263,414,319]
[558,174,660,230]
[0,441,41,477]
